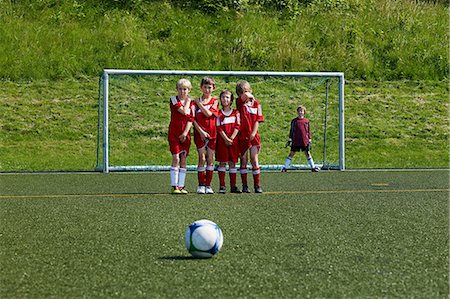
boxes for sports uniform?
[236,95,264,156]
[216,108,241,192]
[194,96,218,150]
[168,96,194,156]
[289,117,311,152]
[216,108,241,163]
[236,94,264,192]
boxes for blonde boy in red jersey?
[168,79,195,194]
[216,89,241,194]
[193,77,219,194]
[236,80,264,193]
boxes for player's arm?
[179,121,193,143]
[195,98,215,118]
[193,120,209,140]
[286,119,295,148]
[249,105,262,141]
[230,111,241,141]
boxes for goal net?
[96,70,344,173]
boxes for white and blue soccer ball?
[184,219,223,258]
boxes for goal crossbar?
[99,69,345,173]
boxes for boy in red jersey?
[235,80,264,193]
[282,105,320,172]
[168,79,195,194]
[193,77,219,194]
[216,89,241,194]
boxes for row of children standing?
[168,77,264,194]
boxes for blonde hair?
[176,78,192,91]
[236,80,252,95]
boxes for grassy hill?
[0,0,448,171]
[0,0,447,81]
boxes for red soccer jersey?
[216,108,241,163]
[236,95,264,139]
[194,97,218,149]
[289,117,311,147]
[168,96,194,155]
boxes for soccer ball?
[184,219,223,258]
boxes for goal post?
[96,69,345,173]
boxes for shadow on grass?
[159,256,196,260]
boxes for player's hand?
[249,133,256,142]
[285,139,292,148]
[225,137,233,146]
[179,134,187,143]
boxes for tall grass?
[0,0,447,80]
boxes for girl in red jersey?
[193,77,219,194]
[168,79,195,194]
[216,89,241,194]
[281,105,320,172]
[235,80,264,193]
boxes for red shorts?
[216,140,239,163]
[169,137,191,156]
[238,134,260,156]
[194,132,216,151]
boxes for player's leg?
[240,150,250,193]
[228,161,241,193]
[305,150,319,172]
[178,152,188,193]
[218,162,227,193]
[196,146,206,194]
[205,147,215,194]
[282,150,296,172]
[250,146,262,193]
[170,153,181,193]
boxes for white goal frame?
[99,69,345,173]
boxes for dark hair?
[219,89,234,103]
[200,77,215,87]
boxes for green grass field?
[1,170,448,298]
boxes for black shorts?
[291,145,308,152]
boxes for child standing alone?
[168,79,195,194]
[236,80,264,193]
[193,77,219,194]
[216,89,241,194]
[282,105,320,172]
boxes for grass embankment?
[0,0,447,81]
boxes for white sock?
[308,157,315,169]
[178,168,187,188]
[284,156,292,169]
[170,167,179,187]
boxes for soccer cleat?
[281,167,287,172]
[179,187,188,194]
[197,185,206,194]
[219,186,227,194]
[171,187,182,194]
[311,167,320,172]
[254,186,263,193]
[242,185,250,193]
[205,186,214,194]
[230,186,241,193]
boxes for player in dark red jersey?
[282,105,320,172]
[168,79,195,194]
[215,89,241,194]
[236,80,264,193]
[193,77,219,194]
